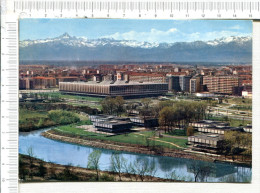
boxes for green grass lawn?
[54,125,188,149]
[19,106,87,131]
[164,129,187,136]
[19,108,48,122]
[229,105,252,111]
[67,102,102,109]
[44,92,103,102]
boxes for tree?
[217,140,231,159]
[19,156,28,180]
[139,98,154,121]
[38,162,47,178]
[224,131,252,161]
[114,96,125,116]
[133,158,157,181]
[186,126,194,136]
[188,161,214,182]
[101,96,116,115]
[27,146,35,168]
[27,146,35,179]
[158,101,208,133]
[101,96,125,116]
[87,150,102,181]
[110,152,126,181]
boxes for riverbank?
[42,129,252,166]
[42,129,215,162]
[19,154,177,182]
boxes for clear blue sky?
[19,19,252,43]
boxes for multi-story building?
[59,80,168,97]
[166,75,191,92]
[190,76,202,93]
[19,77,56,89]
[203,75,241,94]
[19,78,34,89]
[127,72,166,83]
[33,77,56,89]
[179,76,191,92]
[56,76,80,85]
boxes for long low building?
[189,120,229,129]
[188,134,224,153]
[59,81,168,97]
[89,115,132,133]
[198,126,242,135]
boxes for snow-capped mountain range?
[20,32,251,48]
[19,33,252,63]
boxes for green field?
[43,92,103,102]
[54,125,188,149]
[19,108,54,131]
[19,107,84,132]
[19,108,48,120]
[164,129,187,136]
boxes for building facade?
[166,75,191,92]
[203,76,241,94]
[59,81,168,97]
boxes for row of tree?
[87,150,157,181]
[21,147,220,182]
[158,101,207,133]
[218,131,252,161]
[87,150,217,182]
[100,96,125,116]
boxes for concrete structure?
[179,75,191,92]
[127,72,166,83]
[198,125,242,135]
[56,76,80,85]
[59,81,168,97]
[19,77,56,89]
[166,76,181,91]
[203,75,241,94]
[189,120,229,130]
[89,115,132,133]
[190,76,202,93]
[188,134,224,152]
[130,117,158,127]
[242,91,252,98]
[166,75,191,92]
[195,92,215,98]
[243,125,252,133]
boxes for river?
[19,128,252,182]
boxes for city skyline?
[20,19,252,43]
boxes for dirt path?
[134,133,183,149]
[41,129,217,162]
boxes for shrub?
[48,110,80,125]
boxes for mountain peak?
[59,32,71,39]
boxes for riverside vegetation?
[19,102,98,132]
[19,153,181,182]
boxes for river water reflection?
[19,128,252,182]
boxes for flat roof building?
[188,134,224,153]
[198,125,242,135]
[89,115,132,133]
[243,125,252,133]
[189,120,229,130]
[59,81,168,97]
